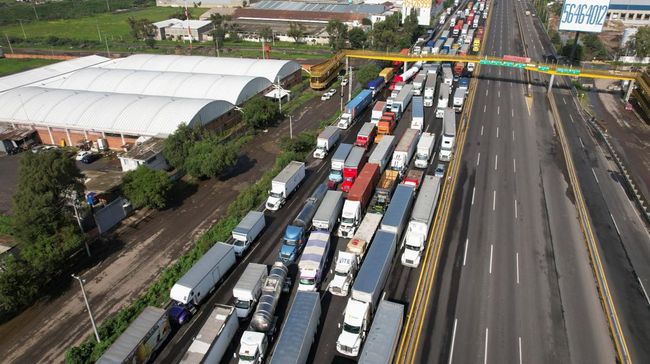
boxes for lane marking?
[512,130,515,141]
[477,152,481,166]
[484,105,487,113]
[513,158,516,173]
[516,252,520,284]
[489,245,494,274]
[610,213,621,236]
[449,318,458,364]
[569,114,574,123]
[497,106,500,115]
[563,97,567,105]
[579,137,585,149]
[481,125,484,136]
[496,127,499,139]
[592,168,599,184]
[494,154,498,170]
[518,337,523,364]
[493,190,496,211]
[486,89,489,96]
[472,186,476,205]
[498,90,501,98]
[514,199,518,219]
[638,278,650,306]
[484,328,489,364]
[511,108,514,117]
[463,238,469,266]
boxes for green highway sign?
[537,66,550,71]
[556,68,581,75]
[479,60,526,68]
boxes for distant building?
[608,0,650,26]
[156,0,243,7]
[153,18,214,41]
[402,0,434,26]
[118,138,169,172]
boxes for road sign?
[557,68,581,75]
[479,59,526,69]
[537,66,550,71]
[558,0,610,33]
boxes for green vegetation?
[288,22,306,43]
[356,63,381,87]
[122,167,173,210]
[348,27,367,49]
[280,131,316,155]
[634,26,650,58]
[0,214,13,236]
[326,20,348,50]
[370,11,420,51]
[242,96,284,130]
[163,123,203,172]
[185,137,239,179]
[0,58,59,77]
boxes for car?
[328,88,337,97]
[75,150,92,161]
[81,153,101,164]
[467,62,475,73]
[341,78,348,86]
[434,163,446,178]
[321,93,330,101]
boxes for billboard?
[558,0,611,33]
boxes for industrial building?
[0,54,301,150]
[153,18,214,41]
[608,0,650,26]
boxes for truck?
[298,230,331,291]
[312,190,344,232]
[390,84,414,118]
[97,307,171,364]
[266,161,306,211]
[269,292,320,364]
[239,262,288,363]
[336,230,397,357]
[453,87,466,112]
[338,89,373,129]
[233,263,268,319]
[412,73,427,96]
[231,211,266,256]
[401,175,441,268]
[458,77,470,93]
[367,77,385,97]
[355,122,376,150]
[279,183,328,264]
[368,135,396,173]
[169,243,236,325]
[328,250,358,296]
[346,212,382,260]
[443,38,454,53]
[453,62,465,77]
[328,143,353,188]
[442,64,453,86]
[380,184,415,240]
[414,132,436,168]
[439,108,457,161]
[410,96,425,131]
[403,169,424,190]
[436,83,451,118]
[390,128,420,174]
[180,305,239,364]
[371,101,385,124]
[341,146,368,193]
[432,39,444,54]
[338,163,380,238]
[357,300,404,364]
[370,169,399,214]
[375,111,396,144]
[313,126,341,159]
[423,75,437,107]
[379,67,394,83]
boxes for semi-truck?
[439,108,457,161]
[279,183,327,264]
[98,307,171,364]
[233,263,268,318]
[338,89,373,129]
[370,169,399,214]
[375,111,396,144]
[328,143,353,188]
[390,128,420,175]
[390,84,414,118]
[414,132,436,168]
[367,77,385,97]
[180,304,239,364]
[338,163,380,238]
[442,64,453,86]
[403,169,424,190]
[298,230,331,291]
[169,243,236,324]
[238,262,288,363]
[410,96,425,131]
[312,190,344,232]
[355,122,376,150]
[412,73,427,96]
[401,175,441,268]
[341,146,368,193]
[269,292,320,364]
[346,212,382,260]
[380,184,415,241]
[379,67,394,83]
[453,87,466,112]
[368,135,396,173]
[423,76,437,107]
[371,101,385,124]
[336,230,397,357]
[357,300,404,364]
[266,161,306,211]
[231,210,266,256]
[313,126,341,159]
[328,250,358,297]
[436,83,450,118]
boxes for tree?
[401,9,420,47]
[185,138,239,178]
[634,26,650,57]
[370,13,401,51]
[581,33,608,60]
[122,166,173,210]
[228,23,241,42]
[259,26,273,41]
[163,123,203,170]
[326,20,348,50]
[127,17,156,41]
[356,63,381,87]
[288,22,306,43]
[145,37,156,49]
[361,18,372,26]
[561,42,583,62]
[280,132,316,155]
[242,97,283,130]
[348,27,367,49]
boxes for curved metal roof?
[37,68,271,105]
[0,87,232,137]
[99,54,301,83]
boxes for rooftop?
[153,18,212,29]
[252,0,387,14]
[120,138,165,161]
[0,128,36,141]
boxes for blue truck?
[366,77,385,97]
[337,89,373,129]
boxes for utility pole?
[32,3,39,21]
[289,115,293,139]
[18,20,26,40]
[72,274,101,343]
[96,23,102,42]
[105,0,110,12]
[569,32,581,64]
[277,76,282,113]
[4,33,13,54]
[348,62,352,102]
[105,36,111,58]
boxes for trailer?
[266,161,306,211]
[338,89,373,129]
[439,108,457,161]
[412,73,427,96]
[279,183,327,264]
[390,128,420,174]
[453,87,466,112]
[358,300,404,364]
[341,146,368,193]
[370,169,399,214]
[180,305,239,364]
[401,175,442,268]
[367,77,385,97]
[355,122,377,150]
[313,126,341,159]
[328,143,353,187]
[436,83,451,118]
[269,292,321,364]
[371,101,386,124]
[233,263,268,318]
[390,84,414,118]
[312,190,344,232]
[414,132,436,168]
[298,230,331,291]
[410,96,425,131]
[338,163,380,238]
[231,210,266,256]
[423,76,437,107]
[380,184,415,240]
[368,135,395,173]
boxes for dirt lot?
[0,90,343,363]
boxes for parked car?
[81,153,101,164]
[341,78,349,86]
[321,93,331,101]
[434,163,446,178]
[328,88,337,97]
[75,150,92,161]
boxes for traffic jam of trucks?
[100,1,489,361]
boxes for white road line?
[463,239,469,266]
[496,127,499,139]
[638,278,650,306]
[512,130,515,141]
[484,105,487,113]
[477,152,481,166]
[472,186,476,205]
[493,190,496,211]
[497,106,500,115]
[449,318,459,364]
[481,125,484,136]
[484,328,489,364]
[516,252,520,284]
[486,89,489,96]
[610,213,621,236]
[579,137,585,149]
[511,108,514,117]
[563,97,567,105]
[569,114,574,123]
[513,158,516,173]
[592,168,599,184]
[519,337,523,364]
[494,154,498,170]
[514,199,518,219]
[498,90,501,98]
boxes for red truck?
[341,146,368,193]
[402,169,424,191]
[337,163,380,237]
[454,62,465,76]
[375,111,396,144]
[355,122,377,150]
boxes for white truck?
[439,108,457,161]
[436,83,450,118]
[180,304,239,364]
[336,230,397,357]
[233,263,268,318]
[328,251,358,297]
[401,176,442,268]
[266,161,306,211]
[346,212,382,261]
[390,128,420,175]
[329,143,353,186]
[452,87,466,113]
[357,300,404,364]
[231,211,266,256]
[368,135,396,173]
[313,126,341,159]
[410,96,425,131]
[298,230,331,292]
[390,84,413,118]
[269,292,321,364]
[412,73,427,96]
[371,101,386,124]
[423,75,437,107]
[414,132,436,168]
[312,190,344,232]
[380,184,415,240]
[442,64,453,86]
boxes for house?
[118,138,169,172]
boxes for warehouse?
[153,18,213,41]
[608,0,650,26]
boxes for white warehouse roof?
[99,54,301,83]
[36,68,271,105]
[0,87,231,137]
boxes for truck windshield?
[416,153,428,159]
[239,353,258,362]
[335,270,348,277]
[344,323,361,334]
[269,191,283,198]
[405,244,420,251]
[234,240,246,247]
[283,238,297,246]
[341,217,354,225]
[300,278,315,285]
[330,170,342,177]
[235,299,251,309]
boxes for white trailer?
[439,108,457,161]
[266,161,306,211]
[442,65,453,86]
[371,101,385,124]
[346,212,383,261]
[401,176,442,268]
[453,87,466,112]
[312,190,344,232]
[436,83,450,118]
[180,305,239,364]
[233,263,268,318]
[412,73,427,96]
[414,132,436,168]
[313,126,341,159]
[269,292,321,364]
[368,135,396,173]
[231,211,266,256]
[423,76,437,107]
[358,300,404,364]
[390,128,420,174]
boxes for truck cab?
[278,225,306,264]
[238,331,268,364]
[338,200,361,238]
[336,299,370,356]
[401,222,428,268]
[337,112,353,129]
[329,251,358,296]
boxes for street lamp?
[72,274,101,343]
[288,115,293,139]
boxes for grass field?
[0,58,60,76]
